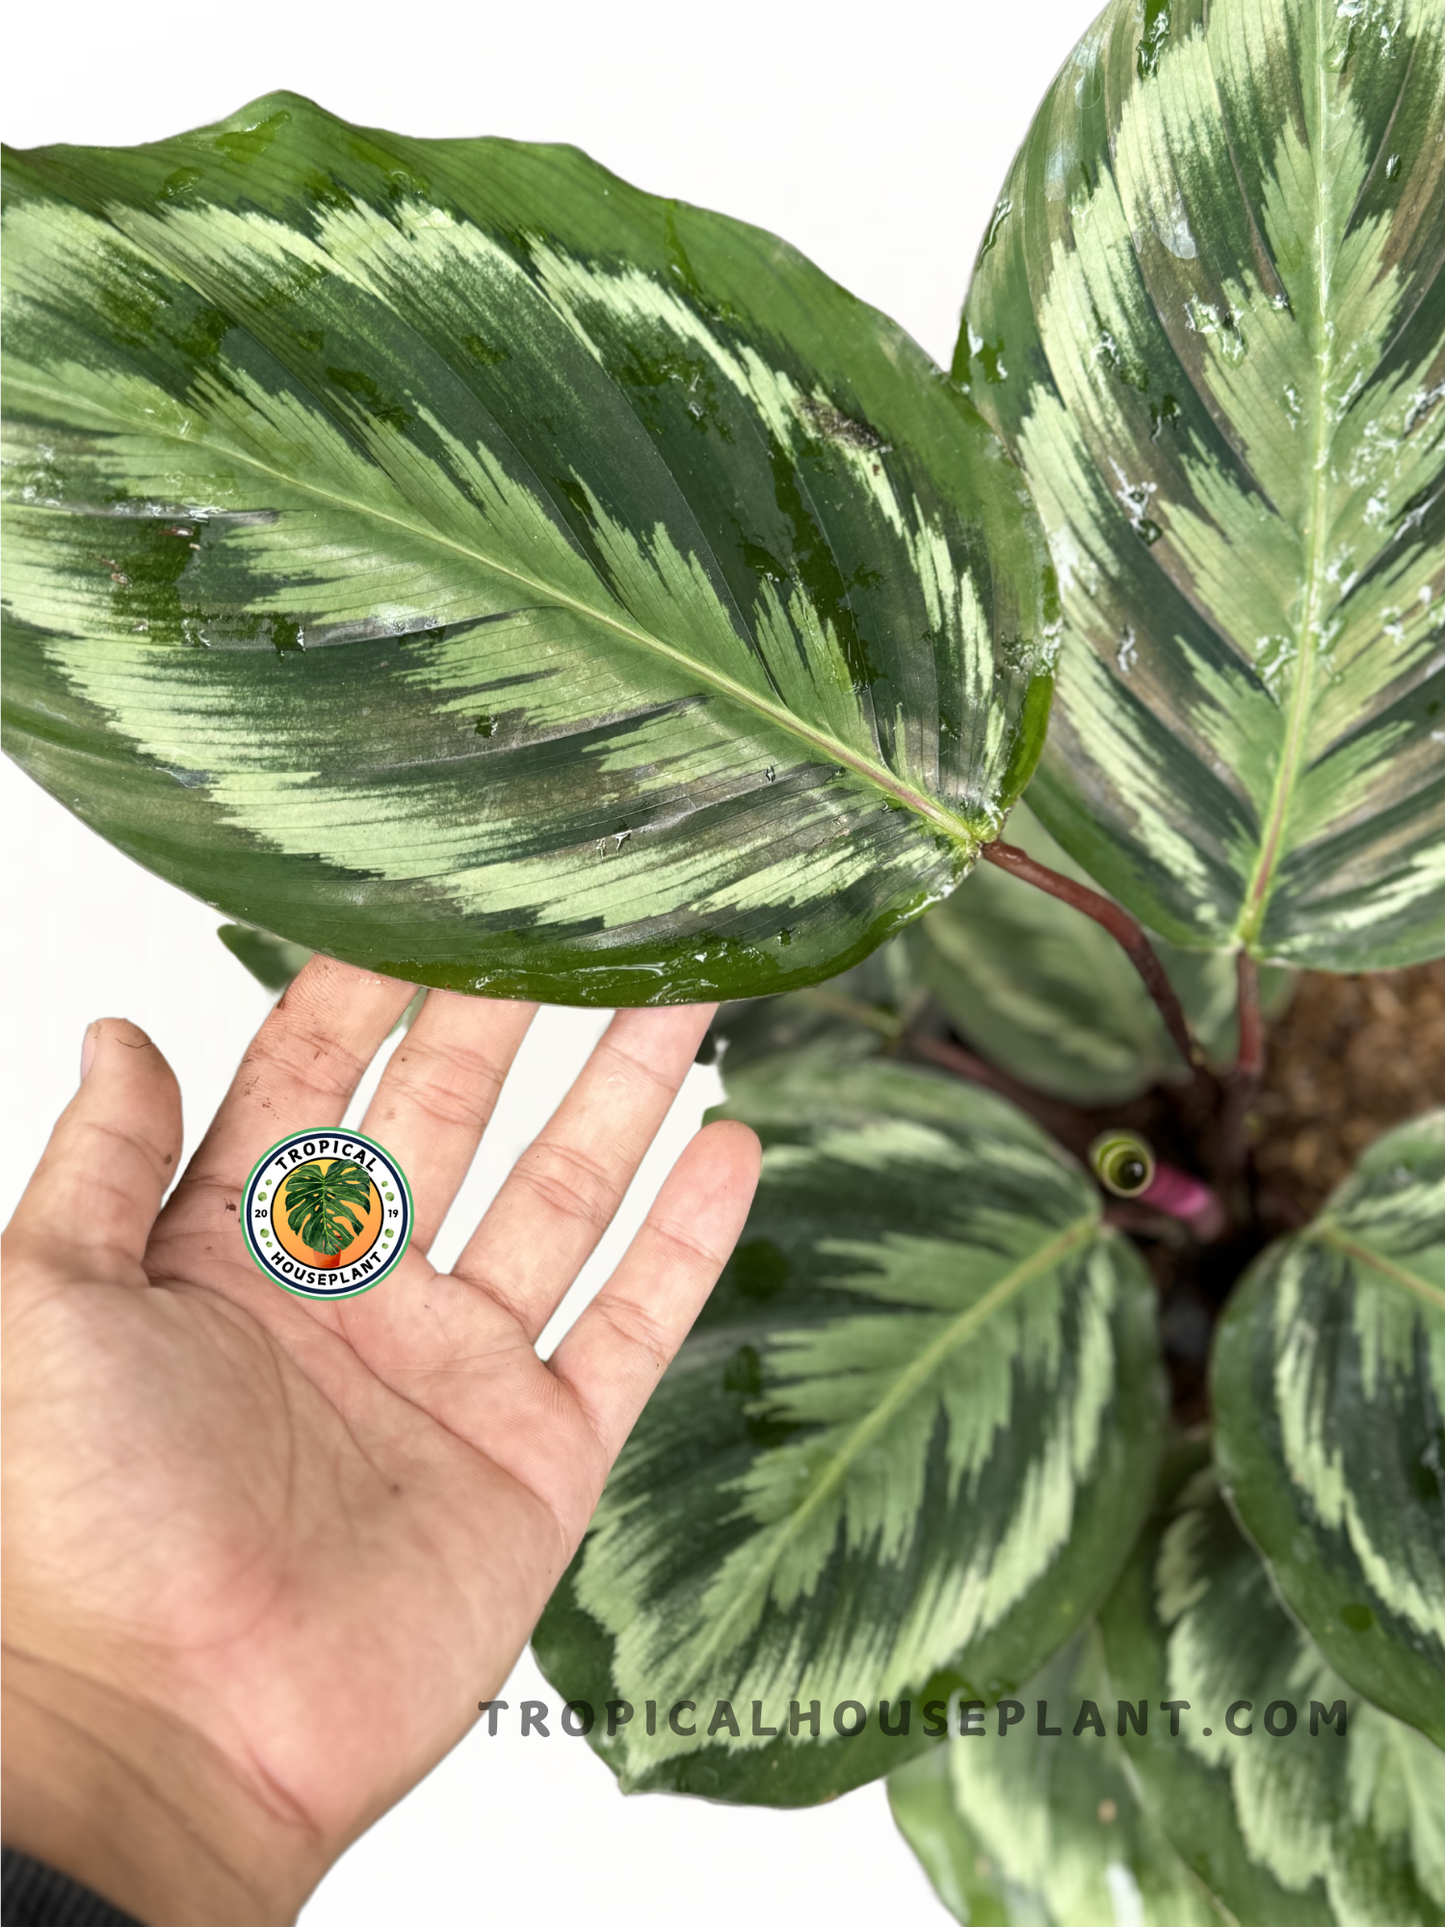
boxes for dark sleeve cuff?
[2,1850,145,1927]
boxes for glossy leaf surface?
[911,801,1294,1102]
[2,94,1053,1005]
[1100,1459,1445,1926]
[533,1040,1166,1803]
[962,0,1445,968]
[1214,1109,1445,1748]
[888,1629,1238,1926]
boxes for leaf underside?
[1213,1108,1445,1749]
[532,1041,1165,1804]
[2,94,1053,1005]
[962,0,1445,969]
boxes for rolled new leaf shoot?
[1091,1131,1156,1199]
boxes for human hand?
[2,962,759,1926]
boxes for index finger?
[148,955,414,1268]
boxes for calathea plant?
[2,0,1442,1915]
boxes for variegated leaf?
[961,0,1445,969]
[1100,1457,1445,1926]
[888,1628,1242,1927]
[532,1041,1166,1803]
[2,94,1053,1006]
[1213,1109,1445,1748]
[911,800,1295,1103]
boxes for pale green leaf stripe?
[1101,1461,1445,1927]
[962,0,1445,968]
[533,1044,1166,1804]
[1,94,1053,1004]
[1213,1109,1445,1749]
[889,1627,1234,1927]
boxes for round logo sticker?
[241,1130,413,1299]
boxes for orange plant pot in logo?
[241,1130,413,1300]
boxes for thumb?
[4,1019,182,1293]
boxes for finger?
[3,1020,182,1294]
[358,991,537,1253]
[150,955,414,1257]
[451,1003,716,1341]
[548,1119,760,1464]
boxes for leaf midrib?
[1234,0,1334,951]
[1313,1223,1445,1313]
[7,370,985,851]
[690,1207,1099,1669]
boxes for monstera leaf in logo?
[283,1159,374,1266]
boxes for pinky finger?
[547,1119,760,1467]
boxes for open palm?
[2,959,758,1927]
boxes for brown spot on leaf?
[796,395,890,454]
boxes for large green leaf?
[1099,1458,1445,1926]
[1213,1109,1445,1748]
[961,0,1445,969]
[910,800,1294,1103]
[1,94,1053,1006]
[532,1040,1166,1803]
[888,1628,1247,1926]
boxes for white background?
[3,1,1095,1915]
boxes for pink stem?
[1139,1161,1226,1241]
[981,841,1201,1079]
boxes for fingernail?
[80,1024,98,1083]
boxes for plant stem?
[1235,949,1265,1082]
[980,840,1201,1076]
[797,985,906,1040]
[1217,951,1264,1188]
[907,1032,1093,1156]
[912,1034,1224,1234]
